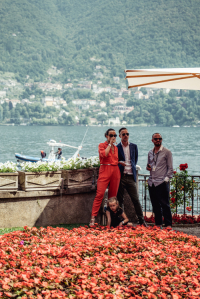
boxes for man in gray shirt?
[146,133,173,227]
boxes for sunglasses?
[154,138,162,141]
[109,134,117,137]
[122,133,129,136]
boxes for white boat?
[15,130,88,163]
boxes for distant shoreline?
[0,124,199,128]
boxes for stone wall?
[0,187,96,228]
[0,169,139,228]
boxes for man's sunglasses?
[154,138,162,141]
[109,134,117,137]
[122,133,129,136]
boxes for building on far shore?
[108,117,120,126]
[113,106,134,114]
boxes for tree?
[0,106,3,122]
[140,87,147,95]
[3,105,10,120]
[81,117,89,125]
[9,101,13,110]
[97,114,107,124]
[64,114,76,125]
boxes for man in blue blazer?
[117,127,146,226]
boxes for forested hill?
[0,0,200,81]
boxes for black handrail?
[138,174,200,216]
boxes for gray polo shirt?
[147,145,173,187]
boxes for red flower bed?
[145,214,200,225]
[1,226,200,298]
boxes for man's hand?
[146,164,151,171]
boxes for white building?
[42,96,54,107]
[0,91,6,98]
[163,88,171,94]
[22,99,32,105]
[89,117,97,124]
[113,106,134,114]
[98,112,107,116]
[9,99,21,107]
[104,86,111,92]
[100,101,106,108]
[113,77,120,83]
[108,117,120,125]
[64,83,73,88]
[87,100,97,106]
[110,97,125,105]
[134,91,143,100]
[59,110,69,117]
[111,89,122,97]
[121,89,131,96]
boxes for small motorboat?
[15,139,83,163]
[15,153,48,163]
[15,129,88,163]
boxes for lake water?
[0,125,200,175]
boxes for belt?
[123,173,133,176]
[100,164,118,166]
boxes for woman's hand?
[109,136,116,145]
[118,161,126,167]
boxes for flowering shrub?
[170,163,197,212]
[20,161,61,172]
[0,226,200,298]
[0,161,17,173]
[179,163,188,171]
[20,157,100,172]
[145,214,200,224]
[60,156,100,170]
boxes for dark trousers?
[148,182,172,227]
[117,174,144,224]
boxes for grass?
[0,224,87,235]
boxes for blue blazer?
[117,142,138,182]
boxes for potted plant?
[169,163,198,213]
[0,162,18,191]
[60,156,100,189]
[18,161,62,191]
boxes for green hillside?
[0,0,200,81]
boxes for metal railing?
[138,174,200,216]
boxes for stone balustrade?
[0,168,139,228]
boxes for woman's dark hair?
[105,128,115,137]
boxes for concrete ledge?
[0,185,96,199]
[0,185,97,228]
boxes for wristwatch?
[108,144,111,147]
[122,221,124,225]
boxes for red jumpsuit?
[91,141,121,217]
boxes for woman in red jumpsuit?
[89,128,121,226]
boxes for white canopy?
[125,68,200,90]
